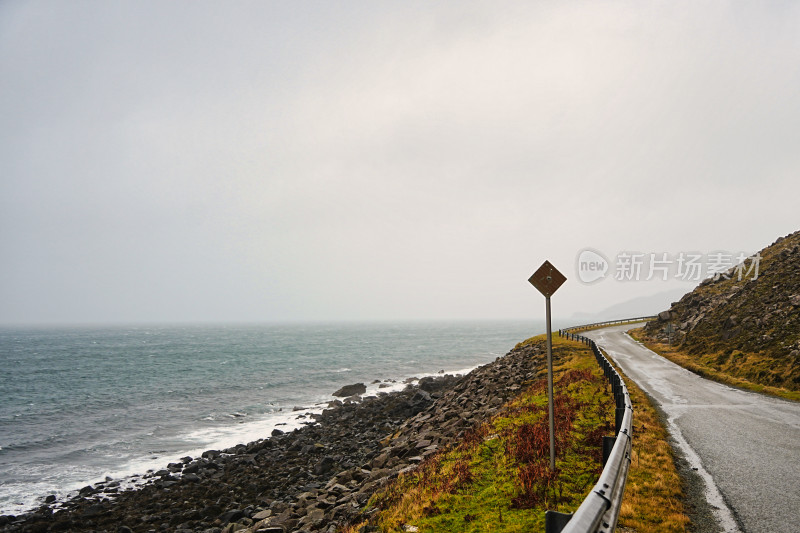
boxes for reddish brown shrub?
[441,456,473,494]
[461,424,489,448]
[557,368,598,387]
[508,419,548,463]
[512,462,560,508]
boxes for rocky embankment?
[644,229,800,389]
[0,343,545,533]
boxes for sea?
[0,320,547,515]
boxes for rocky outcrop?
[644,229,800,388]
[0,342,546,533]
[331,383,367,397]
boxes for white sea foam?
[361,362,486,397]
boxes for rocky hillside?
[644,229,800,390]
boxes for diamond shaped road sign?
[528,260,567,298]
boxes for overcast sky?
[1,1,798,325]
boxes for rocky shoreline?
[0,342,545,533]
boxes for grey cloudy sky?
[1,1,798,325]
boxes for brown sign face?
[528,260,567,297]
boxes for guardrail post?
[615,407,625,434]
[545,510,573,533]
[602,436,616,466]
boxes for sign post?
[528,260,567,471]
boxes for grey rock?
[332,383,366,397]
[313,456,337,475]
[219,509,244,524]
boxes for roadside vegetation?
[343,336,688,532]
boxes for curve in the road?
[584,325,800,533]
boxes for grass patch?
[629,328,800,403]
[344,335,690,532]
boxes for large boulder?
[418,374,458,393]
[332,383,366,397]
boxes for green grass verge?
[344,336,689,532]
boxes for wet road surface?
[583,325,800,533]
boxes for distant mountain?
[570,288,688,324]
[644,230,800,390]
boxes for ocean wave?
[0,434,70,454]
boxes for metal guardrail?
[560,315,657,333]
[544,319,642,533]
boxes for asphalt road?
[583,325,800,533]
